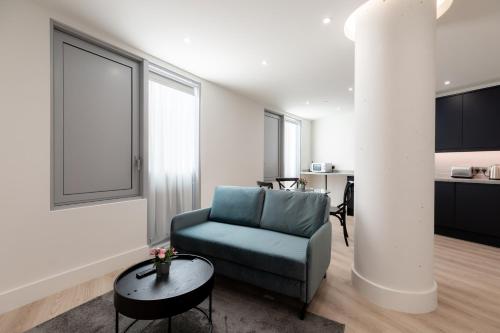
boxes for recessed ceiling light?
[336,106,341,111]
[323,17,332,25]
[444,80,451,85]
[305,100,310,105]
[348,87,353,92]
[183,37,191,44]
[261,60,268,66]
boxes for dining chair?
[256,181,274,189]
[330,180,354,246]
[276,177,299,190]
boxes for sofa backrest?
[260,190,330,238]
[209,186,265,227]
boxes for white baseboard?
[351,265,438,314]
[0,245,149,315]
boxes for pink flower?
[158,252,165,259]
[159,248,166,255]
[149,248,157,256]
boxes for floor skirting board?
[351,265,438,314]
[0,245,149,315]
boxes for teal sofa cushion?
[174,221,308,281]
[209,186,265,227]
[260,190,330,238]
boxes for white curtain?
[148,74,198,245]
[284,119,301,178]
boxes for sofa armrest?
[171,208,211,235]
[306,221,332,303]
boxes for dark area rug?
[28,276,344,333]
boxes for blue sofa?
[171,186,332,317]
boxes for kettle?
[488,165,500,180]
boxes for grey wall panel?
[264,112,281,181]
[53,29,141,205]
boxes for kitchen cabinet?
[455,183,500,238]
[435,95,462,152]
[462,85,500,150]
[435,181,500,247]
[435,84,500,152]
[434,182,455,228]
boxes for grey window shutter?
[53,29,141,205]
[264,112,282,181]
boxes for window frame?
[51,21,144,208]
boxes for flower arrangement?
[149,246,177,266]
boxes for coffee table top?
[114,254,214,320]
[115,254,213,301]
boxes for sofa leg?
[299,303,308,320]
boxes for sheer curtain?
[148,72,199,245]
[284,118,301,178]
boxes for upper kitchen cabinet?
[435,95,462,152]
[462,85,500,150]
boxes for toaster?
[451,166,473,178]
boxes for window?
[284,118,301,178]
[52,28,141,206]
[263,111,301,180]
[147,66,200,244]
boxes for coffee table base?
[116,294,213,333]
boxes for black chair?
[276,177,299,190]
[257,181,274,189]
[330,181,354,247]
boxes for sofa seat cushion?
[173,221,308,281]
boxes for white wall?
[200,82,264,207]
[306,112,354,205]
[0,0,265,314]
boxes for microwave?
[310,162,333,173]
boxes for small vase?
[299,184,306,190]
[156,261,171,277]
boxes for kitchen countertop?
[301,170,354,176]
[435,174,500,185]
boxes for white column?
[352,0,437,313]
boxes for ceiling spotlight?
[261,60,268,66]
[348,87,353,92]
[444,80,451,85]
[323,17,332,25]
[305,100,310,105]
[183,37,191,44]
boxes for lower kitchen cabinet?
[435,181,500,247]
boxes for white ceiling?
[38,0,500,119]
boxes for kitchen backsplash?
[435,151,500,176]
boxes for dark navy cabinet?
[434,182,455,228]
[435,181,500,247]
[462,85,500,150]
[435,95,462,152]
[436,84,500,152]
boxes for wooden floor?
[1,217,500,333]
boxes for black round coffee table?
[114,254,214,333]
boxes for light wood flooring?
[1,217,500,333]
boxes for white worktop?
[435,174,500,185]
[301,170,354,176]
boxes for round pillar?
[351,0,437,313]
